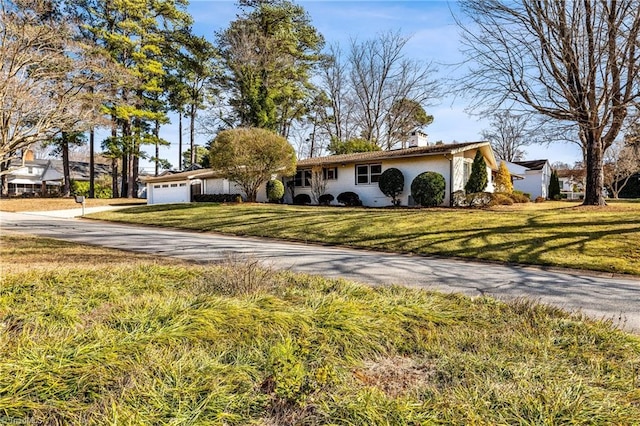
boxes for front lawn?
[1,234,639,424]
[89,201,640,275]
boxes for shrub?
[337,191,362,206]
[465,150,488,193]
[378,168,404,206]
[266,180,285,203]
[465,191,493,207]
[510,191,531,203]
[318,193,334,206]
[534,196,545,203]
[70,180,112,199]
[548,169,561,200]
[494,161,513,193]
[490,193,514,206]
[193,193,243,203]
[293,193,311,205]
[452,190,467,207]
[410,172,445,207]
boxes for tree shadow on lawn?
[338,215,640,272]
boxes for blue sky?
[142,0,582,171]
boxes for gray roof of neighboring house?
[7,158,111,182]
[513,160,549,171]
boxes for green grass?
[89,201,640,275]
[1,234,639,424]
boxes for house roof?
[556,168,585,179]
[297,141,495,168]
[142,168,223,183]
[513,160,548,171]
[143,141,498,184]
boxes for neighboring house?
[556,168,585,200]
[144,141,498,207]
[5,153,111,196]
[506,160,551,200]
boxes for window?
[179,183,186,187]
[323,167,338,180]
[27,167,33,174]
[463,161,472,185]
[356,164,382,185]
[294,169,312,187]
[153,185,161,188]
[170,183,178,187]
[162,184,169,188]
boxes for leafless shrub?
[193,254,282,296]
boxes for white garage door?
[150,182,190,204]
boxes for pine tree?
[465,150,488,193]
[548,170,561,200]
[494,161,513,193]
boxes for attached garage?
[143,169,226,205]
[148,181,190,204]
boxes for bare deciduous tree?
[457,0,640,205]
[0,0,106,174]
[315,32,440,153]
[349,31,440,150]
[310,165,326,204]
[481,111,534,162]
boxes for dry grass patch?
[0,197,145,212]
[0,234,186,273]
[1,236,639,424]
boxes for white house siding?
[204,178,228,195]
[200,178,270,202]
[147,180,190,204]
[514,165,551,199]
[291,156,454,207]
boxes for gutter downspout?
[446,154,453,207]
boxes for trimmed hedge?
[293,193,312,205]
[266,180,285,203]
[318,193,334,206]
[378,167,404,205]
[337,191,362,207]
[193,194,243,203]
[410,172,445,207]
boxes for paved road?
[2,210,639,333]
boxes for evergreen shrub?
[266,180,285,203]
[337,191,362,206]
[318,193,334,205]
[293,193,312,205]
[410,172,445,207]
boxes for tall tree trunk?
[128,118,139,198]
[1,153,10,197]
[583,132,605,205]
[111,125,119,198]
[121,150,128,198]
[178,112,183,170]
[89,127,95,198]
[190,103,196,167]
[132,154,139,198]
[111,158,118,198]
[154,119,160,176]
[61,132,71,197]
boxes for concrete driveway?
[2,210,639,333]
